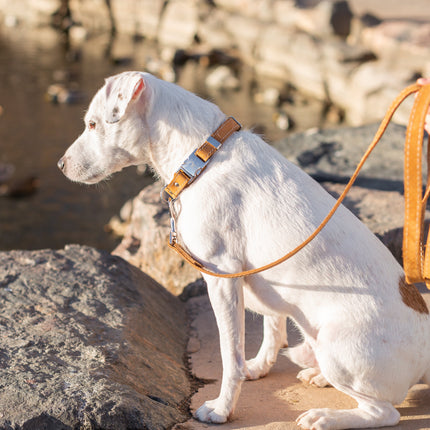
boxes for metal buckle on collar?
[181,150,208,180]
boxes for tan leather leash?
[403,83,430,288]
[165,83,430,281]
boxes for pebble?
[45,84,84,104]
[254,88,281,106]
[205,66,240,91]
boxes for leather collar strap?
[163,117,241,200]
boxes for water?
[0,25,328,252]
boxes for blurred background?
[0,0,429,251]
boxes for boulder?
[112,183,202,296]
[0,245,190,429]
[158,0,199,48]
[274,122,409,187]
[292,0,353,38]
[112,0,165,40]
[274,123,430,262]
[360,20,430,72]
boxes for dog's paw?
[245,357,272,380]
[194,399,230,424]
[296,408,334,430]
[297,368,330,387]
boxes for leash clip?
[168,199,178,245]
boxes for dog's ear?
[104,74,146,124]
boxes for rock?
[254,88,281,106]
[274,123,430,262]
[69,0,112,33]
[0,0,58,26]
[292,0,353,38]
[213,0,275,22]
[195,9,234,50]
[360,20,430,72]
[0,163,14,184]
[224,14,265,63]
[0,245,190,429]
[158,0,199,48]
[45,83,84,104]
[112,183,202,296]
[274,111,293,130]
[274,122,410,188]
[345,61,416,126]
[205,66,241,91]
[256,26,327,99]
[320,182,427,263]
[0,176,40,198]
[112,0,165,40]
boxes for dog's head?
[58,71,151,184]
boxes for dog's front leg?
[195,276,246,423]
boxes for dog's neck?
[143,77,226,183]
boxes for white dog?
[58,71,430,430]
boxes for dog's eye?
[88,120,96,130]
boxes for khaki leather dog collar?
[162,117,241,201]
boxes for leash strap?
[403,84,430,287]
[162,117,241,200]
[167,83,430,281]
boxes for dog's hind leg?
[297,397,400,430]
[283,341,330,387]
[195,275,247,424]
[246,315,288,380]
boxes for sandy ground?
[179,291,430,430]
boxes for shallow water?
[0,25,327,251]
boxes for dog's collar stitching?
[161,117,241,202]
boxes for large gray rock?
[274,123,430,263]
[111,184,202,296]
[274,122,410,189]
[0,245,190,429]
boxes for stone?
[255,26,326,99]
[292,0,353,38]
[0,0,58,26]
[273,123,430,261]
[347,61,415,125]
[205,65,241,91]
[112,182,202,296]
[274,122,409,187]
[0,245,190,429]
[360,20,430,72]
[69,0,112,33]
[224,14,265,63]
[213,0,275,22]
[158,0,199,48]
[111,0,165,40]
[196,9,234,49]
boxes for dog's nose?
[57,158,65,171]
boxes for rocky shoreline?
[0,0,429,127]
[1,0,430,428]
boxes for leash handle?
[403,84,430,287]
[169,83,428,279]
